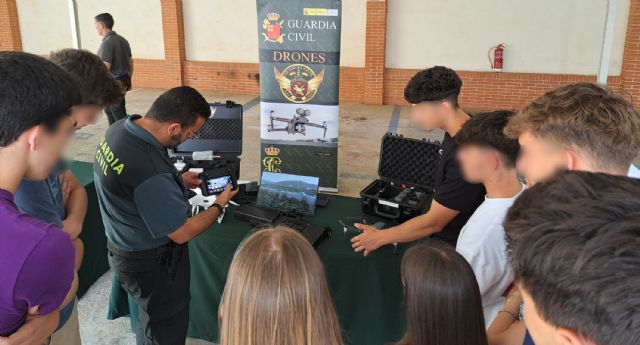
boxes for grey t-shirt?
[97,31,132,78]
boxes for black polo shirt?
[431,133,486,245]
[97,31,132,78]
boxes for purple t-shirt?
[0,188,75,336]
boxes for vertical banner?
[257,0,342,191]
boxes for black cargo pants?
[108,241,190,345]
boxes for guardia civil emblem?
[262,12,285,44]
[274,64,325,103]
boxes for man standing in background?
[95,12,133,125]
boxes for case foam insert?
[378,134,441,189]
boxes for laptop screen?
[257,172,320,216]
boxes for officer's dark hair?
[49,49,122,107]
[456,110,520,168]
[0,52,81,147]
[146,86,211,127]
[504,171,640,345]
[95,13,114,30]
[404,66,462,108]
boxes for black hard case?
[173,101,243,177]
[360,133,441,222]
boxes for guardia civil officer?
[93,86,237,345]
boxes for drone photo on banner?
[260,101,339,145]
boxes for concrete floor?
[71,88,640,345]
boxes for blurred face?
[72,104,105,129]
[457,144,498,184]
[166,116,206,147]
[517,131,568,185]
[410,101,448,131]
[25,116,75,180]
[95,22,106,36]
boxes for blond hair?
[505,82,640,172]
[219,227,344,345]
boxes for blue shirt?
[523,330,535,345]
[14,160,67,228]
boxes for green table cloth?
[69,161,110,298]
[104,194,407,344]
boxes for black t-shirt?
[431,133,486,245]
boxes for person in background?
[455,110,524,327]
[94,86,237,345]
[95,12,133,125]
[397,240,488,345]
[503,171,640,345]
[219,227,344,345]
[12,48,121,345]
[504,82,640,184]
[352,66,485,255]
[0,52,79,345]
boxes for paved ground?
[72,88,640,345]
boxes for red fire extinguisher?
[488,43,505,71]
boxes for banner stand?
[257,0,342,191]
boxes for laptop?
[234,172,329,246]
[256,172,320,216]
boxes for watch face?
[205,176,232,195]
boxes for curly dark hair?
[404,66,462,107]
[49,49,122,107]
[504,171,640,345]
[456,110,520,167]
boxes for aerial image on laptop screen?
[257,172,320,216]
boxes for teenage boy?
[455,111,524,327]
[488,82,640,345]
[95,86,237,345]
[503,171,640,345]
[95,12,133,125]
[504,82,640,184]
[0,52,79,344]
[13,48,121,345]
[352,66,485,255]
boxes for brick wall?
[131,58,167,89]
[621,0,640,106]
[385,69,624,110]
[0,0,22,51]
[160,0,186,87]
[363,0,387,105]
[3,0,640,110]
[183,61,260,95]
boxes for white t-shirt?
[628,164,640,179]
[456,184,525,328]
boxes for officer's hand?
[181,171,202,189]
[351,223,384,256]
[215,185,239,207]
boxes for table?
[103,185,408,344]
[69,161,110,298]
